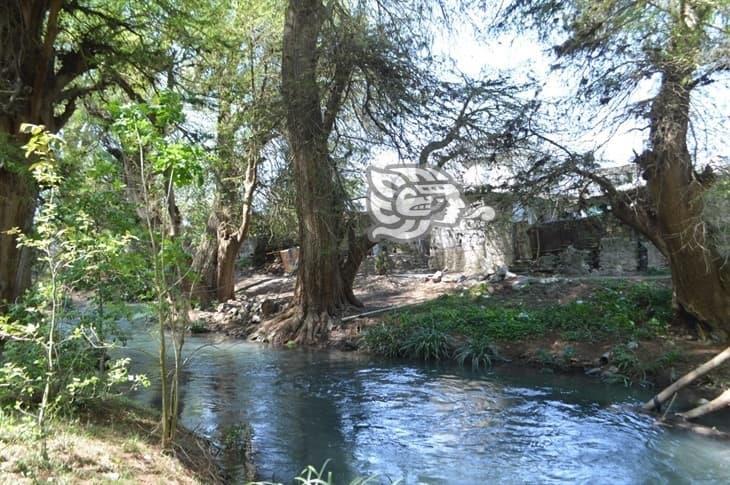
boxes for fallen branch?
[237,277,287,292]
[642,346,730,411]
[657,416,730,439]
[341,302,423,323]
[678,389,730,420]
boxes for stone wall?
[430,212,668,275]
[429,215,513,274]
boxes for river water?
[121,326,730,484]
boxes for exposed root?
[251,306,336,345]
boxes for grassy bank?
[360,280,701,386]
[0,399,223,484]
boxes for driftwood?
[642,346,730,411]
[678,389,730,420]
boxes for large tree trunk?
[202,100,260,304]
[0,166,35,305]
[255,0,350,344]
[1,1,78,306]
[190,214,219,304]
[638,66,730,336]
[215,230,244,302]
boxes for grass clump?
[455,337,500,369]
[401,326,453,361]
[361,323,410,358]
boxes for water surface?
[121,326,730,484]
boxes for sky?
[421,19,730,187]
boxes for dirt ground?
[233,270,461,315]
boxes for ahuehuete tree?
[188,0,284,304]
[0,0,202,307]
[259,0,529,343]
[503,0,730,337]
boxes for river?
[120,323,730,484]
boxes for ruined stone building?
[429,191,669,276]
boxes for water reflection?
[120,327,730,484]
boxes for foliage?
[401,326,453,361]
[607,344,686,387]
[57,115,153,300]
[361,323,411,358]
[0,126,148,458]
[109,94,203,448]
[455,337,501,370]
[249,459,402,485]
[366,282,672,364]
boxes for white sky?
[414,21,729,187]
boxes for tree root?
[251,306,336,345]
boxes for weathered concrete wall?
[431,211,668,275]
[429,216,513,274]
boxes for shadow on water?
[117,321,730,484]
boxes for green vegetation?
[249,460,401,485]
[363,282,673,365]
[0,399,218,483]
[455,337,502,370]
[605,344,686,387]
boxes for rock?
[431,270,443,283]
[538,277,559,284]
[260,298,279,316]
[607,365,619,374]
[585,367,602,376]
[626,341,639,350]
[510,276,529,290]
[456,274,467,283]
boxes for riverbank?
[351,278,730,405]
[0,399,224,484]
[193,272,730,408]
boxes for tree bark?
[0,2,87,305]
[0,166,35,305]
[637,65,730,336]
[255,0,351,344]
[211,107,260,303]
